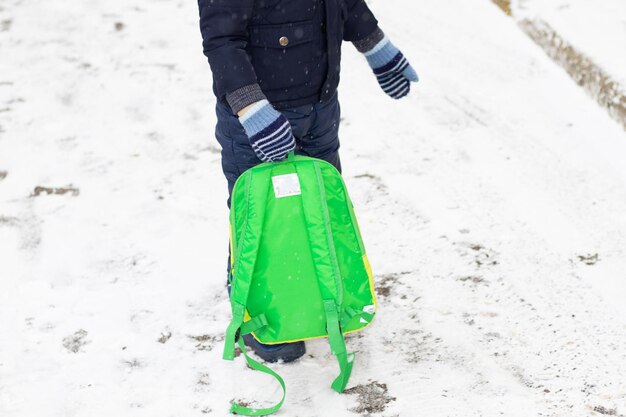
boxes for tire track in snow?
[434,210,626,416]
[347,161,626,416]
[346,174,552,416]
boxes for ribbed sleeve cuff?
[353,27,385,53]
[225,83,267,114]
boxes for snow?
[513,0,626,86]
[1,0,626,416]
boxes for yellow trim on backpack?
[228,223,235,270]
[362,253,377,309]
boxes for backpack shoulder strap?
[228,337,286,416]
[296,160,354,392]
[223,167,287,416]
[224,169,269,359]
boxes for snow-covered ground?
[513,0,626,87]
[1,0,626,416]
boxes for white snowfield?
[1,0,625,416]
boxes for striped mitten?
[239,100,296,162]
[364,37,419,99]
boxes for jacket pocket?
[247,22,321,91]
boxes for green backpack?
[223,153,377,416]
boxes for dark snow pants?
[214,92,342,284]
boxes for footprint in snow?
[345,380,397,415]
[62,329,89,353]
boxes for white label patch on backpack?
[272,173,301,198]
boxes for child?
[198,0,418,363]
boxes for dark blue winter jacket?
[198,0,379,109]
